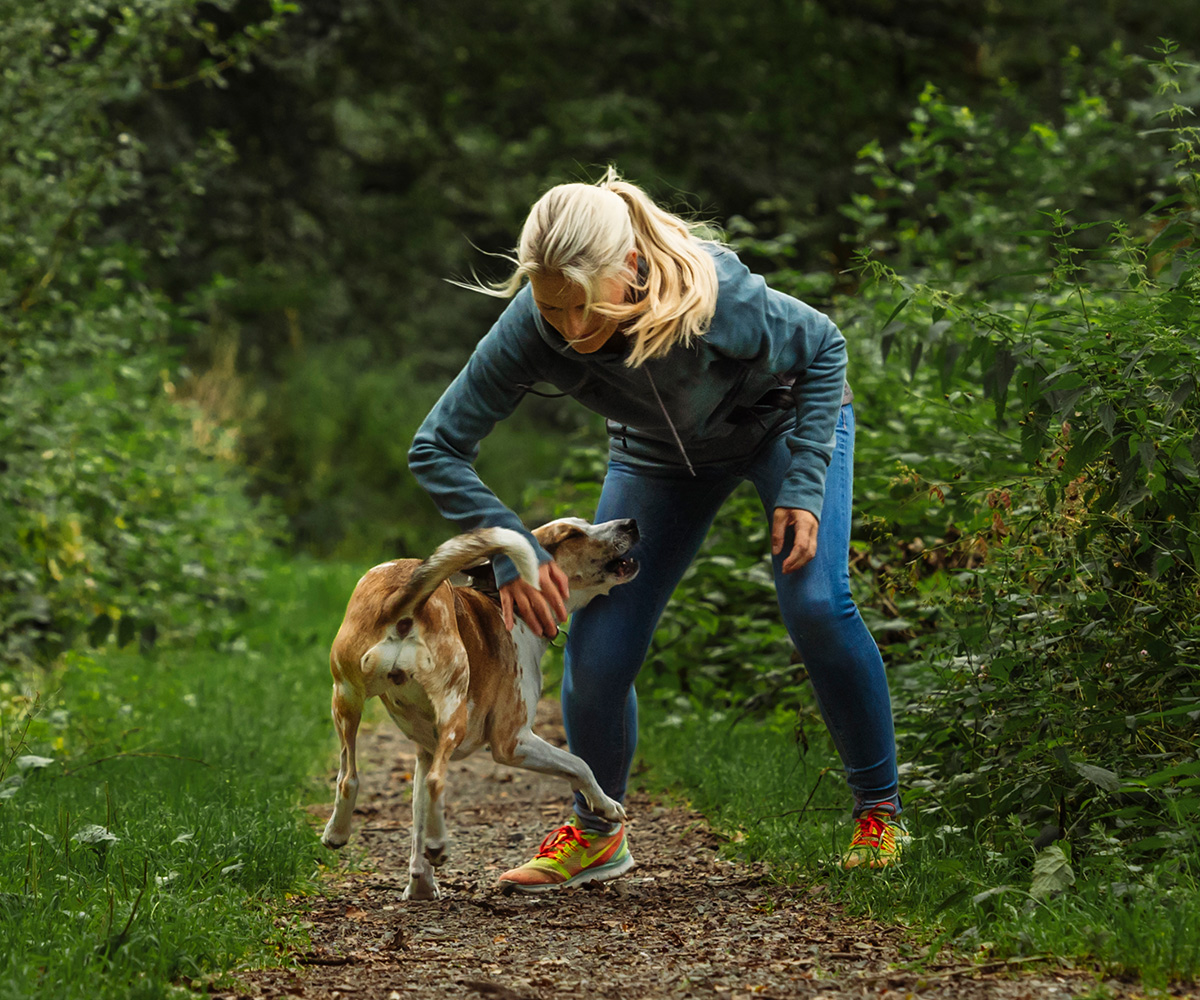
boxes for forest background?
[3,0,1200,995]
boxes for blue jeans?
[562,404,900,827]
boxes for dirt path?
[229,704,1161,1000]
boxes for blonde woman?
[409,168,903,890]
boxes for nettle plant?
[829,47,1200,860]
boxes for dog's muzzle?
[606,519,640,579]
[605,555,639,580]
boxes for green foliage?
[820,47,1200,860]
[843,50,1160,281]
[1,1,296,668]
[0,559,349,1000]
[1,261,285,665]
[247,341,595,557]
[111,0,1200,557]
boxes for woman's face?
[529,252,637,354]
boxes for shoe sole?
[498,851,636,894]
[842,854,900,870]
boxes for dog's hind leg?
[322,680,364,849]
[404,747,441,900]
[495,729,627,824]
[421,701,468,870]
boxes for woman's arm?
[710,251,849,520]
[407,300,569,636]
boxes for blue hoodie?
[409,245,849,586]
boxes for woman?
[408,167,903,892]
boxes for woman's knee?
[780,590,857,642]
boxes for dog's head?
[532,517,639,608]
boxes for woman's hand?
[499,560,570,637]
[772,507,819,573]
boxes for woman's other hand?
[499,560,570,637]
[772,507,819,573]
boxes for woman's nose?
[563,314,587,340]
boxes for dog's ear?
[461,561,498,595]
[533,520,585,553]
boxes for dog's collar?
[461,562,501,603]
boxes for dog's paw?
[403,877,441,901]
[320,824,350,850]
[594,797,627,824]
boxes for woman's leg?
[747,405,900,815]
[563,460,737,827]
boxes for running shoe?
[497,817,634,892]
[841,808,909,869]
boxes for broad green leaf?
[909,340,925,380]
[72,825,119,847]
[972,885,1016,906]
[1074,762,1119,792]
[1142,760,1200,787]
[1030,845,1075,899]
[880,296,911,332]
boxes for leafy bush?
[0,1,295,668]
[1,258,285,665]
[823,45,1200,859]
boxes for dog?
[320,517,640,900]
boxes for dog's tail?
[375,527,540,630]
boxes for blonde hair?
[476,167,720,367]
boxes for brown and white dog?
[321,517,639,900]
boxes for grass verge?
[0,559,360,1000]
[636,701,1200,990]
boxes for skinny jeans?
[563,404,900,827]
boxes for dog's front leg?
[497,729,627,824]
[404,748,440,900]
[322,681,364,849]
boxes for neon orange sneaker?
[497,818,634,893]
[841,808,908,869]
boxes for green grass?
[0,559,361,1000]
[636,701,1200,989]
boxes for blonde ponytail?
[467,167,720,367]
